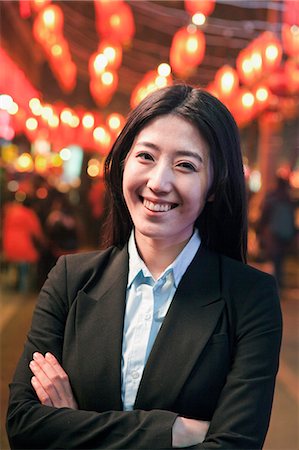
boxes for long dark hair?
[102,84,247,262]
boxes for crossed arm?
[29,351,210,447]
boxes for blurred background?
[0,1,298,449]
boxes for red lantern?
[260,32,282,74]
[98,40,123,70]
[130,69,172,109]
[214,65,239,100]
[170,26,205,77]
[90,70,119,107]
[184,0,215,17]
[253,84,271,113]
[38,4,64,33]
[94,0,135,46]
[282,24,299,57]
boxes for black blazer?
[7,245,282,449]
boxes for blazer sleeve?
[198,268,283,449]
[6,256,177,450]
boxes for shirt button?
[131,371,139,380]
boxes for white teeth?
[143,199,172,212]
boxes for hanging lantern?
[170,26,205,77]
[106,112,125,136]
[93,124,112,156]
[90,70,119,107]
[253,84,271,113]
[98,40,123,70]
[230,88,255,127]
[282,24,299,58]
[184,0,215,17]
[37,4,64,33]
[94,0,135,46]
[214,65,239,100]
[130,67,173,109]
[260,32,282,74]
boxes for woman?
[7,85,282,449]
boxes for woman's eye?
[136,152,154,161]
[177,162,197,171]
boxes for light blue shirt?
[121,230,201,410]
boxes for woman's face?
[122,114,213,248]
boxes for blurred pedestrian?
[2,195,45,293]
[37,192,80,287]
[258,176,296,289]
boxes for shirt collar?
[127,229,201,289]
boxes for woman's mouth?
[143,198,178,212]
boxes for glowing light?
[69,114,80,128]
[265,44,279,61]
[251,52,262,70]
[82,113,95,129]
[8,102,19,115]
[107,114,121,130]
[256,87,269,102]
[41,105,54,120]
[0,94,13,110]
[242,92,254,108]
[51,154,63,167]
[110,14,121,27]
[60,108,73,124]
[93,126,106,142]
[48,114,59,127]
[7,180,19,192]
[242,59,253,74]
[87,164,100,177]
[60,147,71,161]
[16,153,34,172]
[29,98,42,115]
[221,72,234,93]
[157,63,171,77]
[103,46,116,62]
[51,44,63,57]
[101,71,114,85]
[26,117,38,131]
[192,13,206,26]
[94,54,108,73]
[35,155,48,173]
[186,36,198,53]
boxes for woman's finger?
[30,352,78,409]
[31,376,53,406]
[44,352,75,400]
[29,358,61,405]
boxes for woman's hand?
[29,352,78,409]
[172,416,210,447]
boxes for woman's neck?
[134,233,190,280]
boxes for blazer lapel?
[70,246,129,412]
[134,247,225,410]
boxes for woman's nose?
[146,164,172,193]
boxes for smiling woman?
[6,84,282,450]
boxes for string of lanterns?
[1,0,299,166]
